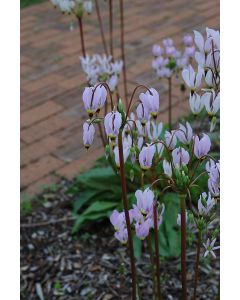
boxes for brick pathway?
[21,0,219,198]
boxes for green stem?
[180,194,187,300]
[118,129,137,300]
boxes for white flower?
[203,238,220,258]
[189,92,204,115]
[202,91,220,116]
[198,192,215,216]
[163,160,172,177]
[182,65,203,91]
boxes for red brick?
[21,114,72,144]
[21,136,64,166]
[21,101,63,128]
[21,155,64,188]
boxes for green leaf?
[72,201,118,232]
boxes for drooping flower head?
[165,130,177,150]
[135,188,154,216]
[198,192,215,216]
[83,122,95,149]
[163,159,172,177]
[139,144,155,170]
[139,88,160,119]
[177,122,193,145]
[82,85,107,117]
[172,147,190,167]
[104,111,122,141]
[194,134,211,159]
[189,92,204,115]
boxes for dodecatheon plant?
[202,91,220,117]
[165,130,177,150]
[135,188,154,216]
[193,30,212,54]
[82,85,107,117]
[139,88,160,119]
[139,144,155,170]
[203,238,220,258]
[189,92,204,115]
[172,147,190,167]
[198,192,215,216]
[83,122,95,149]
[136,103,150,126]
[165,46,177,57]
[206,27,220,50]
[104,111,122,141]
[163,38,174,47]
[206,160,220,197]
[156,143,164,157]
[115,227,128,244]
[183,34,194,47]
[80,54,123,88]
[110,210,126,231]
[135,218,152,240]
[194,133,211,159]
[113,144,130,169]
[147,121,163,142]
[177,122,193,145]
[163,159,172,177]
[182,65,203,93]
[152,44,163,57]
[183,46,195,59]
[148,203,165,229]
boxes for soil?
[21,180,219,300]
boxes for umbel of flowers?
[81,33,220,297]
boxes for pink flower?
[152,44,163,56]
[194,134,211,159]
[136,103,150,126]
[165,130,177,150]
[139,144,155,170]
[172,147,190,167]
[163,160,172,177]
[139,88,160,119]
[82,85,107,117]
[135,188,154,215]
[135,218,152,240]
[177,122,193,145]
[83,122,95,149]
[104,111,122,140]
[182,65,203,92]
[183,35,193,46]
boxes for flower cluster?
[152,35,195,79]
[50,0,93,15]
[181,28,220,130]
[80,54,123,91]
[110,188,165,242]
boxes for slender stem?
[95,0,108,56]
[180,194,187,300]
[119,0,128,105]
[109,0,114,58]
[118,129,137,300]
[147,235,156,299]
[168,77,172,131]
[77,16,86,57]
[153,202,162,300]
[193,231,202,300]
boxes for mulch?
[21,180,219,300]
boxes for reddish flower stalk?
[77,16,86,57]
[119,0,128,105]
[168,77,172,130]
[180,194,188,300]
[193,231,202,300]
[118,129,137,300]
[153,202,162,300]
[95,0,108,56]
[109,0,114,58]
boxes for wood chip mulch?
[21,181,219,300]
